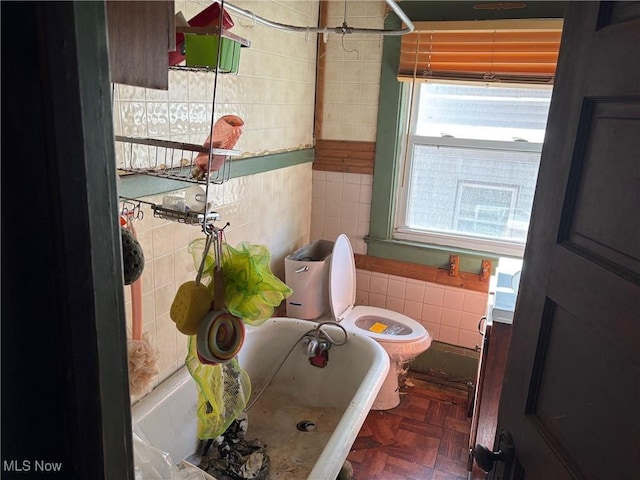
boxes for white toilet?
[327,234,432,410]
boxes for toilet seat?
[329,234,429,343]
[341,306,428,343]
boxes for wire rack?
[115,135,239,185]
[151,204,221,224]
[114,1,251,229]
[120,197,221,225]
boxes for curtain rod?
[223,0,414,36]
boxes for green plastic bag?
[185,336,251,440]
[188,239,292,326]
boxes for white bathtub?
[132,317,390,480]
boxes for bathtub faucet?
[301,321,348,368]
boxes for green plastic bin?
[184,34,241,73]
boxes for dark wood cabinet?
[106,1,175,89]
[468,315,513,479]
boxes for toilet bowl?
[328,234,432,410]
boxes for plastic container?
[162,194,186,212]
[184,34,241,72]
[169,3,235,66]
[284,240,334,320]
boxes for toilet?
[327,234,432,410]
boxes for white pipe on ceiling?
[223,0,414,36]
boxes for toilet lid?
[329,234,356,320]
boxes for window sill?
[394,229,526,258]
[365,235,500,275]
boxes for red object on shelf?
[169,2,234,66]
[194,115,244,172]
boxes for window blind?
[398,21,563,84]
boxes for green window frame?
[368,17,499,272]
[366,2,565,272]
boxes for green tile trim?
[120,148,314,198]
[230,148,314,177]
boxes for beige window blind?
[398,20,563,84]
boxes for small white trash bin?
[284,240,334,320]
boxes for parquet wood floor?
[347,374,471,480]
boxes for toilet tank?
[284,240,334,319]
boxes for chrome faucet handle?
[301,322,348,359]
[315,321,348,347]
[305,337,319,357]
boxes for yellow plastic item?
[369,322,388,334]
[170,281,212,335]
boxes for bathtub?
[132,317,390,480]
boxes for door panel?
[492,3,640,480]
[527,300,637,478]
[559,99,640,279]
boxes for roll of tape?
[197,310,245,363]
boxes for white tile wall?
[310,169,488,351]
[118,0,318,399]
[321,0,385,141]
[114,0,319,166]
[123,163,312,394]
[119,0,489,402]
[310,170,372,253]
[354,270,488,350]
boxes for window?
[367,18,563,268]
[454,182,518,238]
[394,82,552,257]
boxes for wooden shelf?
[106,1,175,90]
